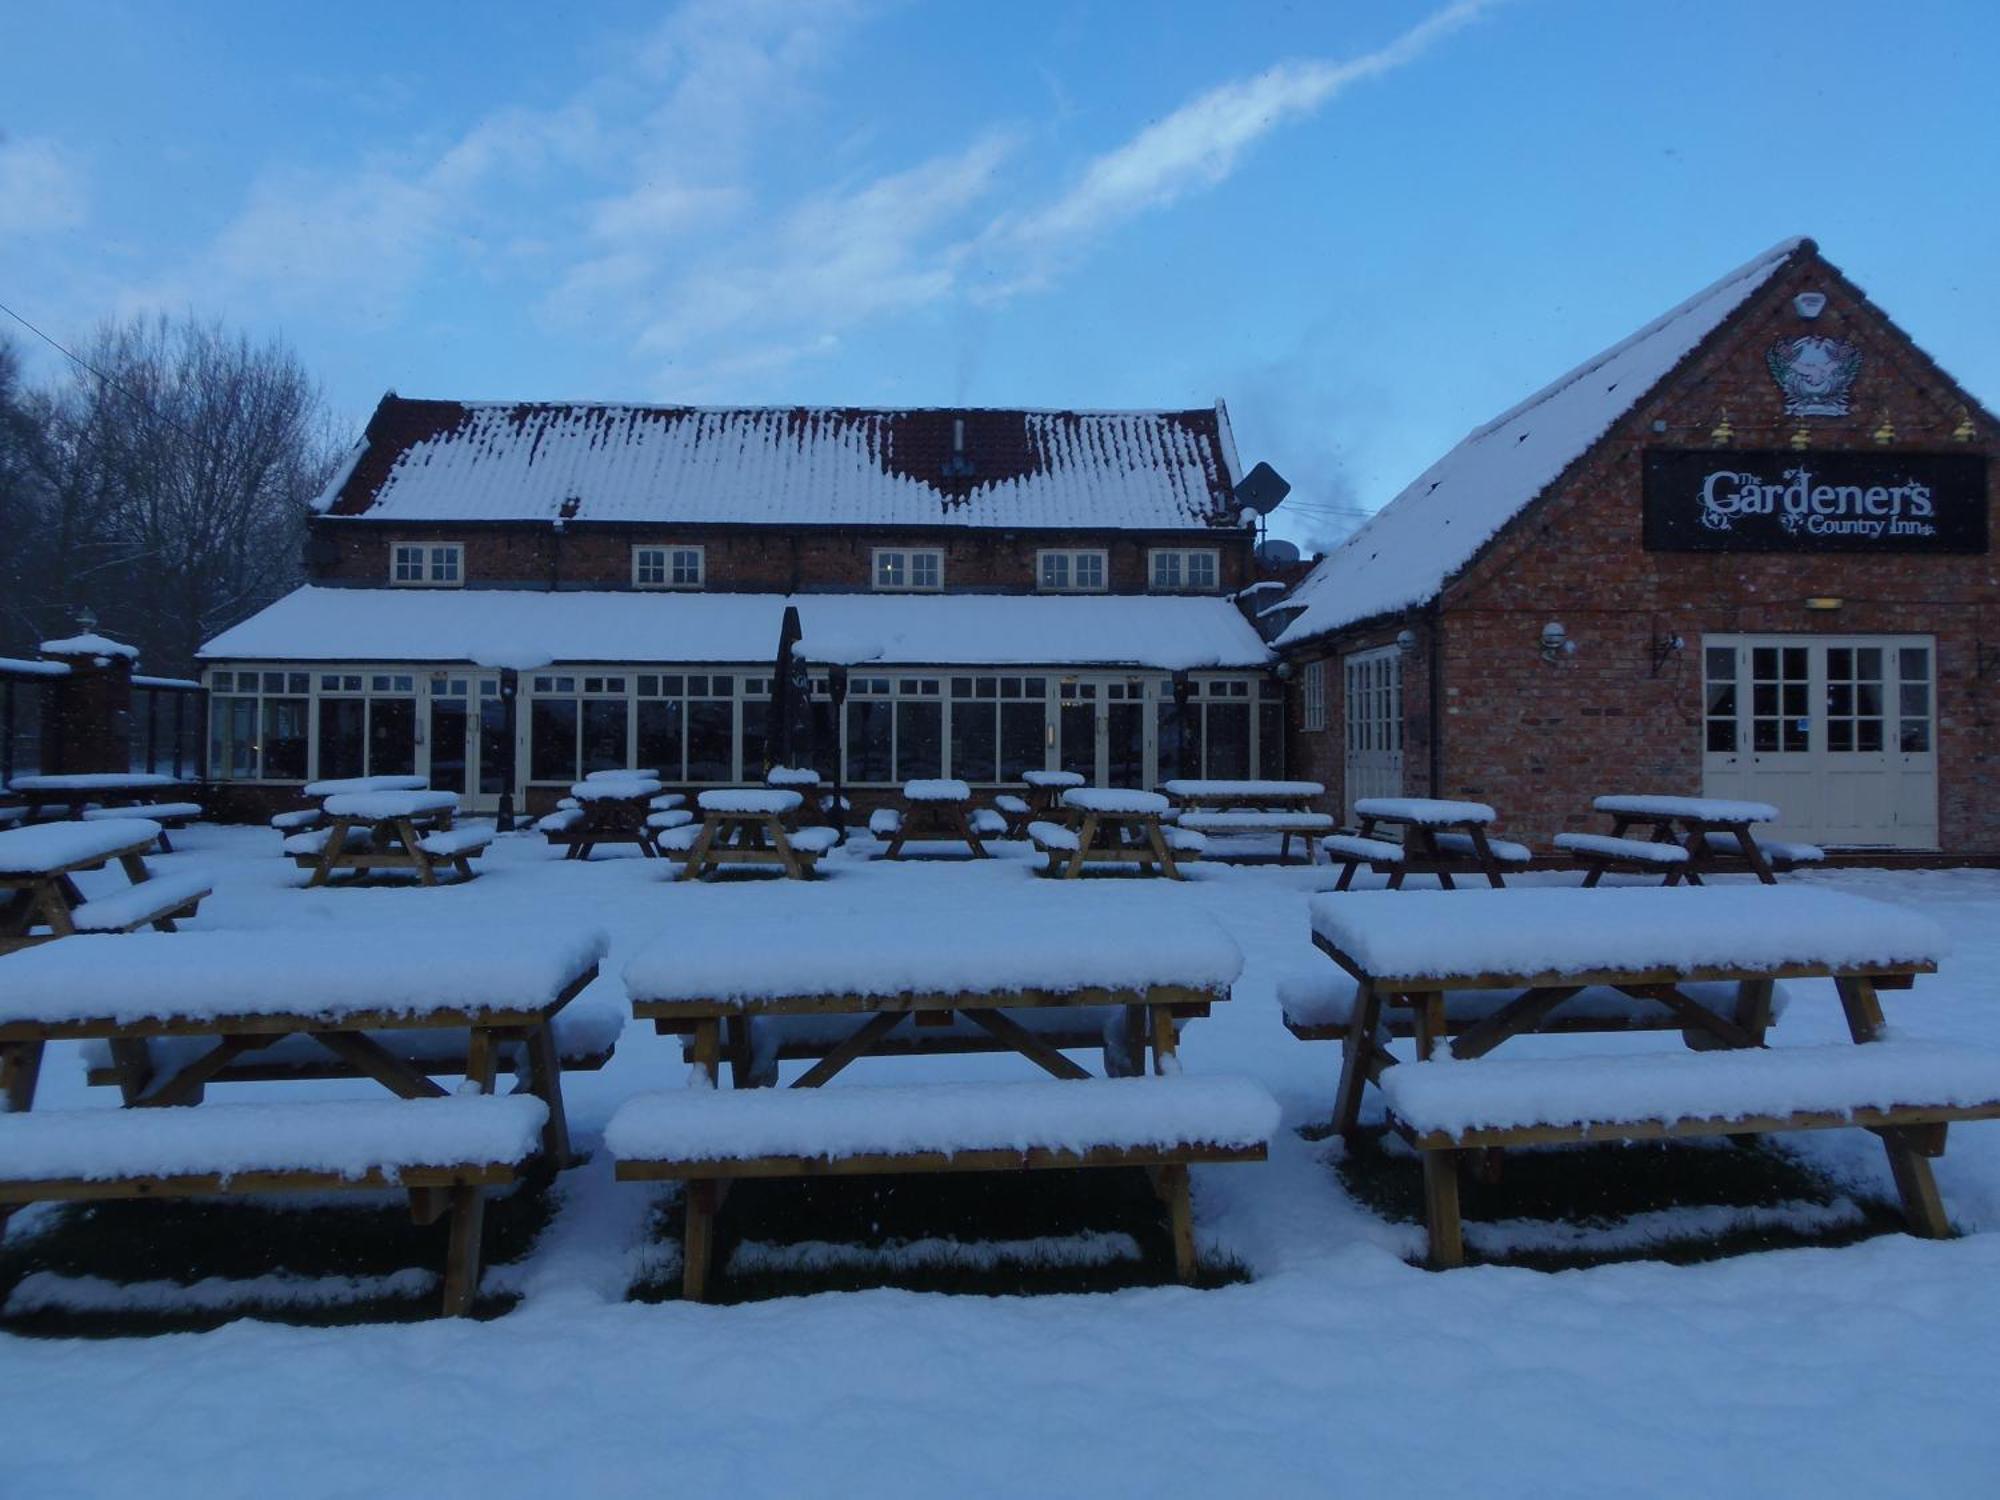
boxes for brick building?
[199,401,1284,817]
[1270,237,1997,854]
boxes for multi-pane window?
[1704,647,1738,753]
[947,676,1049,783]
[391,543,463,586]
[1038,550,1107,592]
[1345,655,1402,757]
[206,669,315,780]
[1149,548,1219,591]
[873,548,943,591]
[1303,660,1328,732]
[633,545,704,588]
[1750,645,1811,753]
[1897,647,1933,753]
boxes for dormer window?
[391,542,463,586]
[873,547,943,591]
[634,545,704,588]
[1038,549,1107,592]
[1149,548,1219,592]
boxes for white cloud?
[0,137,87,237]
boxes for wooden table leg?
[1154,1161,1196,1282]
[310,820,349,888]
[1332,981,1382,1140]
[681,819,719,881]
[1732,824,1777,885]
[441,1184,488,1316]
[690,1018,722,1088]
[0,1040,44,1113]
[523,1022,576,1164]
[1149,1004,1179,1076]
[1421,1148,1466,1268]
[1146,818,1183,880]
[1410,993,1447,1061]
[1065,814,1096,879]
[1834,975,1951,1236]
[682,1179,718,1301]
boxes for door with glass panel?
[1701,635,1936,848]
[1342,647,1404,819]
[425,675,504,812]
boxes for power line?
[0,295,203,444]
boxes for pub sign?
[1643,449,1988,553]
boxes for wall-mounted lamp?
[1650,633,1685,677]
[1788,425,1812,451]
[1274,660,1295,680]
[1953,406,1977,443]
[1803,596,1844,613]
[1539,621,1575,665]
[1872,413,1896,445]
[1709,412,1735,446]
[1394,628,1418,656]
[1793,292,1828,319]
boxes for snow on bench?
[1160,826,1207,855]
[968,808,1007,838]
[1062,788,1170,815]
[1177,811,1336,833]
[0,818,161,874]
[269,808,322,832]
[902,778,971,803]
[1354,797,1496,826]
[645,808,695,830]
[698,789,802,815]
[1553,832,1691,866]
[536,808,584,835]
[765,766,822,789]
[1022,770,1086,789]
[788,826,840,856]
[69,873,212,933]
[1277,968,1794,1037]
[1700,831,1826,864]
[1028,820,1080,853]
[571,777,664,802]
[724,1005,1177,1076]
[1430,830,1533,864]
[1320,834,1404,865]
[606,1074,1279,1167]
[0,1094,549,1185]
[1309,886,1947,983]
[1379,1039,2000,1145]
[994,794,1031,817]
[1594,794,1779,823]
[623,907,1241,1010]
[323,789,459,821]
[0,805,26,826]
[0,927,610,1028]
[304,775,427,797]
[416,823,494,859]
[650,792,687,811]
[82,802,202,824]
[869,808,902,837]
[1162,779,1325,802]
[653,824,702,854]
[584,768,661,781]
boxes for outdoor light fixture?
[1274,660,1294,680]
[1804,596,1844,612]
[1539,621,1574,664]
[1650,633,1686,677]
[1793,292,1828,319]
[1709,413,1734,446]
[1394,628,1418,656]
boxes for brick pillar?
[41,634,138,775]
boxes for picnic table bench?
[1555,796,1824,886]
[614,907,1272,1298]
[271,775,429,842]
[291,789,490,887]
[9,773,203,852]
[1321,797,1531,890]
[1303,885,1996,1268]
[0,818,209,951]
[871,779,998,859]
[1163,779,1332,864]
[0,927,605,1315]
[1030,788,1204,879]
[670,790,837,880]
[541,774,666,860]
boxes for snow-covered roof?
[1272,238,1807,646]
[317,398,1245,531]
[0,656,71,679]
[199,587,1273,672]
[40,633,139,659]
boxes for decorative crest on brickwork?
[1766,336,1862,417]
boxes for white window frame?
[872,547,944,592]
[1148,547,1220,592]
[1037,548,1108,593]
[633,544,705,589]
[390,542,464,587]
[1303,660,1328,732]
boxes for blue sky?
[2,0,1995,551]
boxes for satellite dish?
[1256,538,1301,566]
[1234,461,1291,515]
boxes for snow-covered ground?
[5,826,2000,1497]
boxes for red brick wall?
[1291,246,1999,849]
[310,523,1256,595]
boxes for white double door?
[1342,646,1404,819]
[1701,634,1937,849]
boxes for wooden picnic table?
[1567,795,1806,886]
[1305,885,1999,1268]
[874,779,994,859]
[559,775,666,860]
[1031,788,1202,879]
[1162,779,1333,865]
[8,773,204,851]
[300,789,487,887]
[0,818,208,951]
[1020,770,1086,817]
[677,790,830,880]
[0,928,604,1314]
[1322,797,1530,891]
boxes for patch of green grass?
[0,1170,557,1338]
[629,1168,1247,1303]
[1330,1126,1906,1271]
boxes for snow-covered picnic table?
[6,772,203,851]
[873,779,995,860]
[616,906,1269,1298]
[0,926,606,1314]
[1031,788,1203,880]
[1300,885,1997,1268]
[540,775,669,861]
[674,789,832,881]
[295,789,488,888]
[1322,797,1530,890]
[1162,779,1331,864]
[0,818,207,951]
[1559,794,1820,885]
